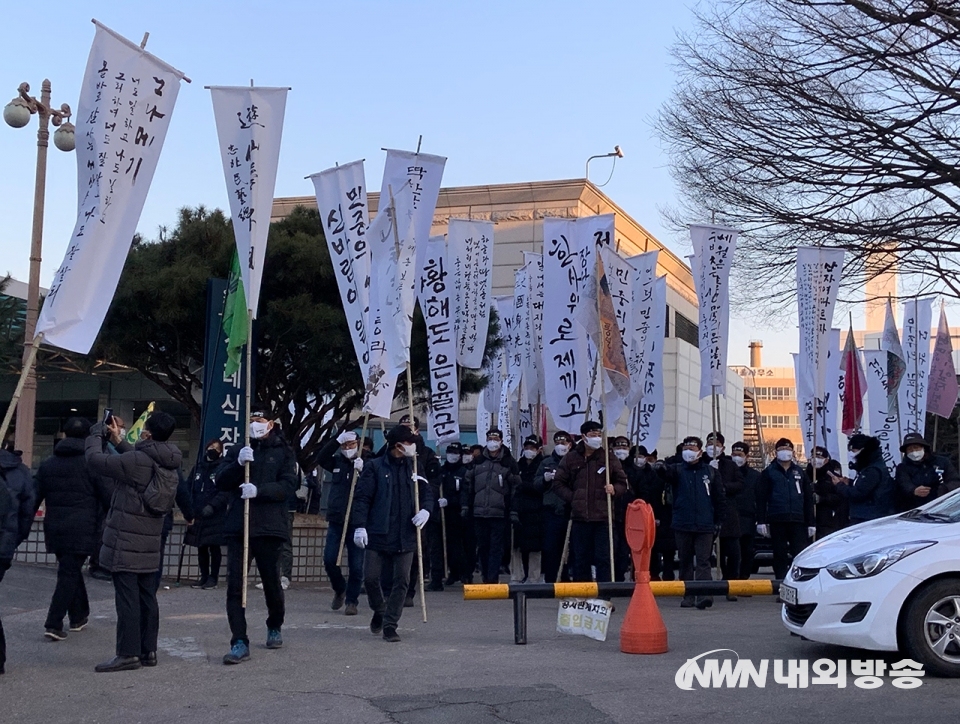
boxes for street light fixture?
[3,80,74,466]
[585,145,624,183]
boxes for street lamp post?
[3,80,75,467]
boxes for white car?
[781,490,960,677]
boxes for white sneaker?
[280,576,290,590]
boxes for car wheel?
[902,579,960,677]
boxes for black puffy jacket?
[895,452,960,512]
[215,431,298,540]
[735,463,761,531]
[758,460,814,525]
[806,459,848,534]
[839,439,896,522]
[659,458,725,534]
[536,453,568,517]
[350,453,434,553]
[439,461,467,510]
[315,436,370,526]
[715,455,743,538]
[464,448,520,519]
[0,449,35,562]
[34,437,112,555]
[185,454,227,547]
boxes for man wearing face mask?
[804,446,847,538]
[185,439,228,590]
[610,437,636,581]
[828,434,896,524]
[895,433,960,512]
[756,438,815,581]
[350,425,434,642]
[511,436,545,583]
[658,436,725,608]
[439,443,468,585]
[551,421,628,585]
[314,429,369,615]
[705,432,743,600]
[215,407,298,665]
[463,429,520,584]
[536,431,573,583]
[729,442,761,581]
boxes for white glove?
[237,446,254,465]
[756,524,770,538]
[414,475,429,485]
[336,430,357,445]
[807,526,816,539]
[353,458,364,472]
[240,482,258,499]
[544,470,555,482]
[709,458,719,470]
[438,497,448,508]
[295,485,308,500]
[412,509,430,529]
[353,528,368,548]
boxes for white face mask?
[682,449,699,463]
[486,440,502,452]
[584,436,603,450]
[848,451,859,466]
[462,454,473,465]
[447,453,461,464]
[250,421,269,439]
[907,450,925,462]
[554,444,569,457]
[342,447,358,460]
[705,445,719,458]
[119,428,127,440]
[522,449,538,460]
[402,443,417,458]
[813,457,827,469]
[634,457,647,468]
[776,449,793,462]
[613,449,629,461]
[731,455,746,467]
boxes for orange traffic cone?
[620,499,668,654]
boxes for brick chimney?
[749,340,763,368]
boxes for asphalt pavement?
[0,564,956,723]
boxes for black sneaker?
[370,612,384,635]
[201,579,219,590]
[69,617,89,632]
[383,627,401,643]
[189,578,208,589]
[427,581,444,592]
[403,596,415,608]
[696,598,714,610]
[331,591,346,611]
[443,576,458,586]
[44,628,67,641]
[680,599,695,608]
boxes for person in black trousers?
[186,439,228,589]
[730,441,761,580]
[757,438,815,581]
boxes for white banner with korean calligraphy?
[449,218,493,369]
[899,298,934,435]
[822,328,842,458]
[210,85,288,317]
[573,214,615,341]
[542,219,591,431]
[863,349,902,473]
[309,160,370,377]
[635,276,667,449]
[514,266,536,408]
[556,598,612,642]
[36,22,185,353]
[796,247,844,403]
[416,236,459,443]
[380,149,445,247]
[625,251,659,410]
[599,246,634,429]
[689,225,738,399]
[523,252,545,402]
[495,295,515,451]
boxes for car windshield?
[900,490,960,523]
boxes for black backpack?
[141,464,178,516]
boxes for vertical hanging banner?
[37,21,186,353]
[635,276,668,448]
[841,323,867,436]
[210,85,288,317]
[793,353,816,458]
[689,225,738,399]
[927,304,959,419]
[496,295,516,451]
[595,250,632,430]
[881,299,906,415]
[821,328,842,458]
[523,252,545,403]
[863,349,902,473]
[899,298,934,435]
[573,215,615,341]
[416,236,459,443]
[200,279,248,453]
[795,247,844,403]
[308,160,371,377]
[514,266,536,407]
[380,149,446,246]
[625,250,660,409]
[450,218,494,369]
[542,219,591,431]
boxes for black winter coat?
[635,463,671,534]
[758,461,815,526]
[806,459,848,534]
[551,444,628,523]
[215,432,298,540]
[185,455,227,547]
[895,453,960,512]
[350,453,434,553]
[660,459,725,534]
[34,437,111,555]
[439,461,467,510]
[512,454,545,552]
[86,434,183,574]
[315,436,370,526]
[839,439,896,522]
[0,449,36,562]
[714,455,743,538]
[464,448,520,519]
[536,453,568,517]
[735,464,761,532]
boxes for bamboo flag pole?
[241,311,253,610]
[406,362,428,623]
[0,333,44,447]
[595,252,615,584]
[336,412,370,566]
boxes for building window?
[755,386,796,401]
[760,415,800,428]
[674,312,699,348]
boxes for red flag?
[841,323,867,435]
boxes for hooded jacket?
[551,442,628,523]
[838,437,896,522]
[85,433,183,574]
[0,448,35,562]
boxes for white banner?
[514,266,536,407]
[449,218,494,369]
[635,276,668,449]
[863,349,902,473]
[36,22,185,353]
[796,247,844,401]
[496,295,515,451]
[899,298,934,435]
[524,252,545,403]
[573,214,615,340]
[689,225,738,399]
[625,251,660,409]
[380,149,445,247]
[794,327,843,460]
[309,160,370,377]
[210,85,288,317]
[542,219,591,431]
[416,236,459,443]
[822,328,842,459]
[793,353,815,458]
[599,246,634,429]
[557,598,612,642]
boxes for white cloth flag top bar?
[37,21,186,353]
[210,85,289,317]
